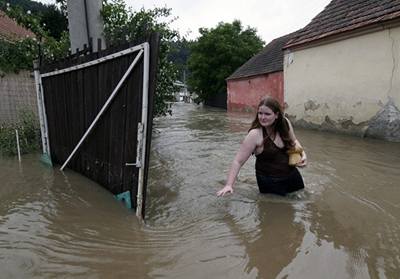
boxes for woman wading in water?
[217,96,307,197]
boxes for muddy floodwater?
[1,103,400,279]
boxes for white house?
[283,0,400,142]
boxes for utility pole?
[66,0,105,53]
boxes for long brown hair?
[249,96,294,148]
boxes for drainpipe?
[83,0,91,47]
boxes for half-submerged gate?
[35,35,159,220]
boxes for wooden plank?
[94,61,108,188]
[122,51,143,209]
[107,55,128,194]
[63,71,74,165]
[68,69,79,170]
[75,68,85,172]
[81,53,99,180]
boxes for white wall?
[284,26,400,140]
[67,0,105,53]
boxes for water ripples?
[1,103,400,278]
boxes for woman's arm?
[286,118,307,167]
[217,129,260,196]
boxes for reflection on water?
[1,102,400,278]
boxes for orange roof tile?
[0,10,35,41]
[285,0,400,49]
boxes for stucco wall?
[227,72,283,112]
[67,0,105,53]
[284,26,400,141]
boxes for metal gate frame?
[34,42,151,219]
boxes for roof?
[285,0,400,49]
[227,32,296,80]
[0,10,35,41]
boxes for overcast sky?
[38,0,331,44]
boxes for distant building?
[173,80,191,103]
[0,10,35,41]
[283,0,400,141]
[226,33,296,112]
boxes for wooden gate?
[34,35,159,220]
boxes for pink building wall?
[227,72,284,112]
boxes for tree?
[1,0,68,39]
[102,0,180,116]
[39,4,68,40]
[168,37,192,82]
[188,20,264,104]
[0,0,69,73]
[4,0,47,12]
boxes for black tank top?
[255,128,294,177]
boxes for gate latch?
[125,122,143,168]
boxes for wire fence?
[0,70,38,125]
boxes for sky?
[37,0,331,44]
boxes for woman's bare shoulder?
[285,116,296,127]
[248,127,262,136]
[284,116,292,124]
[284,116,297,141]
[247,128,263,144]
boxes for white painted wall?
[284,26,400,134]
[67,0,105,53]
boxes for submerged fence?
[37,34,160,219]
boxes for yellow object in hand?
[287,146,303,166]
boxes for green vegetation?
[1,0,185,116]
[1,0,264,120]
[0,0,70,73]
[0,0,66,156]
[168,38,192,83]
[0,110,40,156]
[187,20,264,103]
[3,0,68,39]
[102,0,180,116]
[0,38,37,73]
[49,0,187,116]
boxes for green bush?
[0,110,40,156]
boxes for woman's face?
[257,105,278,127]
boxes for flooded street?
[1,102,400,278]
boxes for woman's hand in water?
[217,185,233,196]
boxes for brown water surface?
[1,103,399,278]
